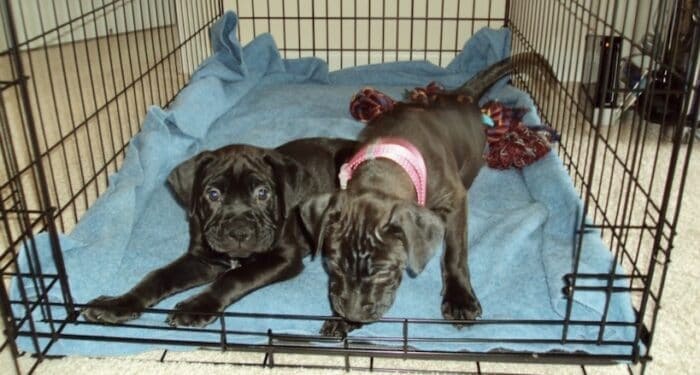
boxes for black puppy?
[82,137,356,327]
[300,53,554,336]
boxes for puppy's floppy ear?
[167,151,215,211]
[387,204,445,276]
[264,151,311,218]
[299,193,342,258]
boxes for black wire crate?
[1,0,697,374]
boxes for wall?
[222,0,671,82]
[0,0,676,81]
[0,0,175,52]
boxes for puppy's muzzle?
[206,217,258,253]
[331,292,391,323]
[228,224,253,242]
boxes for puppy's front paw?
[166,294,221,327]
[320,319,362,338]
[82,294,144,324]
[441,286,482,328]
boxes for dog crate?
[0,0,697,374]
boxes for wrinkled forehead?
[340,191,396,217]
[203,149,273,187]
[325,226,405,272]
[328,193,399,255]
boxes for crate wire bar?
[0,0,697,374]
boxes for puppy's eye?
[207,188,221,202]
[383,223,404,238]
[328,212,341,223]
[254,186,270,202]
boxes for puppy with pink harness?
[299,52,554,336]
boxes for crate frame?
[1,1,697,374]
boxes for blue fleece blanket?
[12,12,638,357]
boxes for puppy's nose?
[229,227,252,242]
[362,305,380,320]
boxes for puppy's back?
[276,137,359,190]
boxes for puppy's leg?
[166,249,304,327]
[440,189,482,326]
[166,220,306,327]
[82,253,225,324]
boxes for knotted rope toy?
[348,82,559,169]
[349,88,396,123]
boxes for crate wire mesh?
[0,0,223,372]
[0,0,697,374]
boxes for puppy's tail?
[454,51,557,99]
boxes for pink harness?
[338,138,427,206]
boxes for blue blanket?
[12,12,637,357]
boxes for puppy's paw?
[166,294,221,328]
[81,294,143,324]
[441,287,482,328]
[319,319,362,338]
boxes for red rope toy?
[348,83,559,170]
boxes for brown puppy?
[300,53,554,336]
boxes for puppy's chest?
[227,258,241,270]
[211,257,242,270]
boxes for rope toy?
[349,88,395,123]
[480,101,558,169]
[348,82,559,169]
